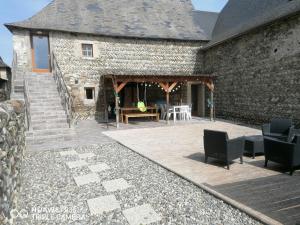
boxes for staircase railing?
[51,52,73,127]
[11,51,17,94]
[23,78,31,131]
[12,51,31,130]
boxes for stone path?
[34,145,161,224]
[15,143,259,225]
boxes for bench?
[124,113,159,124]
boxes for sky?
[0,0,228,66]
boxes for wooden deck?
[208,174,300,225]
[104,120,300,225]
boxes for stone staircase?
[25,73,75,148]
[11,69,26,100]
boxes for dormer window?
[82,44,93,57]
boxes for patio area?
[103,120,300,225]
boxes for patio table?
[244,135,264,159]
[120,106,158,123]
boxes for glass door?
[31,34,50,73]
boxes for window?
[82,44,93,57]
[85,87,95,100]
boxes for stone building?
[204,0,300,125]
[0,57,11,101]
[4,0,300,125]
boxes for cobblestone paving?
[15,143,261,225]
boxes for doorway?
[190,84,205,117]
[31,34,50,73]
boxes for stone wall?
[12,29,31,75]
[204,14,300,125]
[0,100,26,224]
[50,32,205,119]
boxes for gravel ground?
[15,143,261,225]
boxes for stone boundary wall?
[204,14,300,125]
[0,100,26,224]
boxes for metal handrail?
[51,52,73,127]
[23,78,31,130]
[11,51,17,94]
[12,51,31,130]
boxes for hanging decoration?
[136,83,147,112]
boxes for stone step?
[26,134,74,146]
[14,86,24,93]
[29,91,57,93]
[32,123,69,131]
[29,97,61,101]
[31,112,67,118]
[31,106,64,111]
[27,80,55,83]
[30,108,66,113]
[28,91,59,94]
[29,94,60,98]
[31,117,68,124]
[11,93,24,100]
[29,98,61,102]
[28,87,58,90]
[30,103,63,108]
[27,82,56,86]
[31,114,67,120]
[31,118,68,127]
[30,99,60,103]
[26,128,74,138]
[14,80,24,86]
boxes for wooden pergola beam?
[106,74,215,83]
[168,82,177,92]
[108,74,216,127]
[159,83,169,92]
[205,80,215,92]
[113,82,127,94]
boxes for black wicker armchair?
[203,130,244,170]
[264,136,300,175]
[262,118,294,140]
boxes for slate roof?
[205,0,300,48]
[193,10,219,40]
[5,0,210,41]
[0,57,9,68]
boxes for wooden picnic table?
[120,106,158,123]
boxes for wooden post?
[210,91,214,122]
[115,94,120,128]
[166,90,170,124]
[205,79,215,122]
[111,77,127,128]
[102,77,109,129]
[159,82,177,125]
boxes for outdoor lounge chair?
[264,136,300,175]
[262,118,294,140]
[203,130,244,170]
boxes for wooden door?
[31,34,50,73]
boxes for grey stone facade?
[12,30,31,75]
[49,32,205,119]
[0,100,26,224]
[204,14,300,125]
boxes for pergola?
[105,74,215,128]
